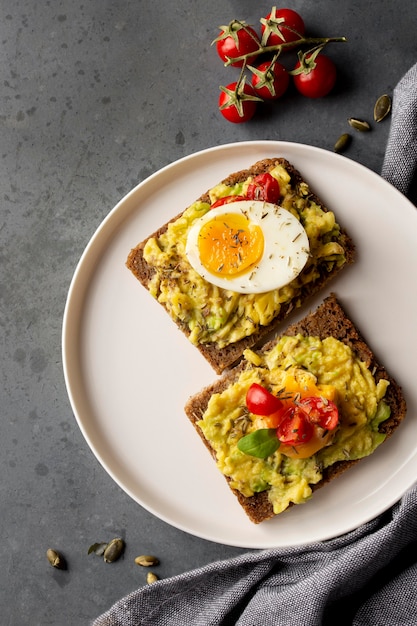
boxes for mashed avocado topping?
[142,164,349,348]
[197,335,390,515]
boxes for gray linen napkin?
[381,61,417,196]
[93,64,417,626]
[94,490,417,625]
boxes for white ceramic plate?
[62,141,417,549]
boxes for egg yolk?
[197,213,264,278]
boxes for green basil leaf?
[237,428,280,459]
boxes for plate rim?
[62,140,417,548]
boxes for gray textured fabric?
[381,62,417,194]
[93,64,417,626]
[94,489,417,625]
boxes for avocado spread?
[142,164,348,348]
[197,335,390,515]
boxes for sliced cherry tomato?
[293,54,337,98]
[246,383,284,416]
[210,195,246,209]
[215,21,260,67]
[260,8,305,47]
[277,405,314,446]
[263,409,285,429]
[250,60,289,100]
[279,429,334,459]
[299,396,339,430]
[246,173,280,203]
[218,81,260,123]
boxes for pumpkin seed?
[88,542,108,556]
[334,133,352,153]
[147,572,159,584]
[103,538,125,563]
[135,555,160,567]
[374,94,391,122]
[348,118,371,132]
[46,548,67,570]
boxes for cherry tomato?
[215,21,260,67]
[250,60,289,100]
[210,195,246,209]
[277,406,314,446]
[279,429,334,459]
[260,8,305,47]
[263,409,285,429]
[218,81,259,123]
[293,54,337,98]
[246,173,280,203]
[299,396,339,430]
[246,383,284,416]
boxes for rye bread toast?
[184,294,407,524]
[126,158,355,373]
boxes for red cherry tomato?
[299,397,339,430]
[210,195,246,209]
[246,383,284,416]
[246,173,280,203]
[293,54,337,98]
[250,60,289,100]
[218,81,259,123]
[261,8,305,47]
[215,21,260,67]
[277,405,314,446]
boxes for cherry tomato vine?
[213,7,347,123]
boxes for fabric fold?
[93,488,417,625]
[381,61,417,195]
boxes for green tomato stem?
[224,36,347,67]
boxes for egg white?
[185,200,310,294]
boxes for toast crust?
[126,158,355,373]
[184,294,407,524]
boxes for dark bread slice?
[127,158,355,373]
[184,294,407,524]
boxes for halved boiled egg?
[185,200,310,294]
